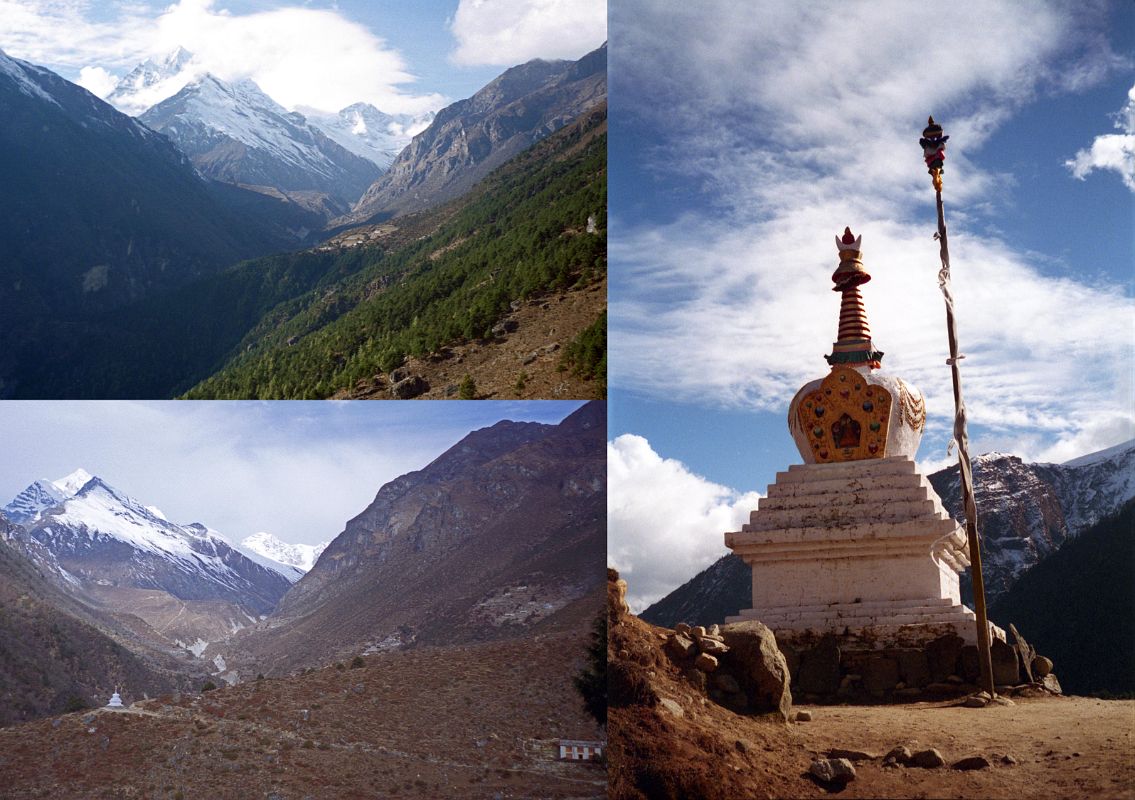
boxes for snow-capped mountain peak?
[298,102,432,170]
[106,46,198,115]
[0,49,61,107]
[52,467,95,497]
[2,479,65,525]
[241,531,328,573]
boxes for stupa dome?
[787,229,925,463]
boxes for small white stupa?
[106,687,124,709]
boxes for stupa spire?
[825,227,883,369]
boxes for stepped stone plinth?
[725,229,1001,649]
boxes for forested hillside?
[184,103,606,399]
[13,105,605,399]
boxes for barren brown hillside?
[0,632,606,799]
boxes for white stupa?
[724,229,1002,647]
[106,687,124,708]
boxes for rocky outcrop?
[348,43,606,221]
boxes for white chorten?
[106,688,124,708]
[725,229,1000,646]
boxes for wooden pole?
[921,117,996,699]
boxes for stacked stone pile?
[662,619,792,720]
[778,623,1061,702]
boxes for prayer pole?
[918,116,996,699]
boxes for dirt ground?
[608,577,1135,800]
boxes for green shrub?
[201,681,217,692]
[458,374,477,399]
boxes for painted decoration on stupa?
[797,365,892,462]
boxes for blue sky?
[0,0,606,112]
[0,401,585,548]
[608,0,1135,611]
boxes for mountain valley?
[0,404,607,798]
[0,45,607,399]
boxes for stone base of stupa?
[725,456,1004,647]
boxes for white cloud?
[450,0,606,67]
[1066,84,1135,190]
[76,65,116,98]
[610,0,1134,461]
[607,434,762,613]
[0,0,445,114]
[0,402,499,549]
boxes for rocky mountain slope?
[348,43,606,222]
[4,469,293,653]
[0,49,322,398]
[642,440,1135,626]
[0,512,204,727]
[140,75,381,216]
[990,499,1134,696]
[230,401,606,674]
[928,439,1135,603]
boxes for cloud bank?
[450,0,606,67]
[608,434,762,613]
[0,0,444,114]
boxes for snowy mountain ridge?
[107,47,421,173]
[241,531,327,575]
[299,102,432,171]
[138,71,383,210]
[106,46,196,116]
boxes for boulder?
[1009,624,1037,683]
[390,375,428,399]
[810,758,856,785]
[883,745,912,767]
[721,620,793,720]
[910,748,946,768]
[952,755,992,771]
[926,634,964,682]
[665,634,696,659]
[694,653,719,672]
[796,635,841,696]
[1041,673,1062,695]
[713,673,740,694]
[959,645,980,682]
[862,655,899,697]
[1032,655,1053,678]
[699,638,729,656]
[794,710,812,722]
[896,649,931,688]
[991,639,1020,686]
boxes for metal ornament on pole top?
[919,116,996,700]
